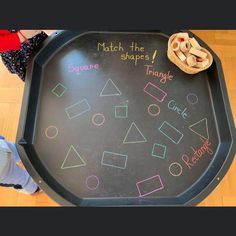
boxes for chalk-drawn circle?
[45,125,58,139]
[92,113,105,126]
[148,104,160,116]
[187,93,198,105]
[86,175,99,190]
[169,162,183,177]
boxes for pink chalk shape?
[136,174,164,197]
[86,175,99,190]
[143,82,167,102]
[92,113,105,126]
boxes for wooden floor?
[0,30,235,206]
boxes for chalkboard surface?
[30,32,220,200]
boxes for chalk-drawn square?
[115,105,128,118]
[52,83,68,97]
[65,99,91,120]
[151,143,167,159]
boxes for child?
[0,29,55,194]
[0,29,49,81]
[0,136,40,194]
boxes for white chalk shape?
[101,151,128,169]
[189,118,209,140]
[158,121,183,144]
[61,145,86,169]
[99,79,122,97]
[123,122,147,144]
[65,99,91,120]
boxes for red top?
[0,30,21,52]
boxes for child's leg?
[0,157,38,194]
[5,141,21,163]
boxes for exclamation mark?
[152,50,157,64]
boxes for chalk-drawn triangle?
[123,122,147,144]
[100,79,122,97]
[61,145,86,169]
[189,118,209,140]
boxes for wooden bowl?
[167,33,213,74]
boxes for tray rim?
[16,30,236,206]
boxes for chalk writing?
[144,65,173,84]
[167,100,189,119]
[68,64,99,75]
[97,41,150,66]
[181,138,213,170]
[152,50,157,64]
[97,42,124,52]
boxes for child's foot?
[17,186,42,195]
[34,186,43,194]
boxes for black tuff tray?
[16,30,236,206]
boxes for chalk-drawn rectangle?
[136,174,164,197]
[65,99,91,120]
[143,82,167,102]
[158,121,183,144]
[101,151,128,169]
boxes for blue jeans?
[0,136,38,194]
